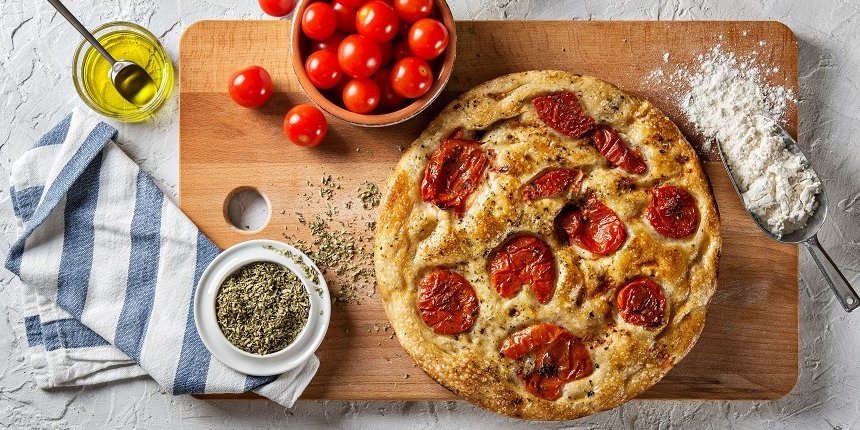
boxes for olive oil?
[112,62,157,106]
[79,27,172,121]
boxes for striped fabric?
[5,109,317,406]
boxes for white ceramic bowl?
[193,239,330,376]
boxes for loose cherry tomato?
[227,65,272,108]
[258,0,296,17]
[408,18,448,60]
[337,34,383,78]
[356,1,400,42]
[284,104,327,147]
[309,32,345,52]
[393,39,412,61]
[373,68,406,110]
[342,78,381,113]
[331,1,357,33]
[390,56,433,98]
[393,0,432,22]
[302,2,337,41]
[305,49,343,89]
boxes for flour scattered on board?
[649,46,820,237]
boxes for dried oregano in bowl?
[215,261,311,355]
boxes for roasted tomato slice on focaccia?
[554,195,628,256]
[616,278,667,328]
[501,323,594,401]
[521,168,585,201]
[489,235,557,304]
[418,269,479,335]
[645,185,700,239]
[421,138,490,215]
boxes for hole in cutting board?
[224,187,271,232]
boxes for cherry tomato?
[335,0,363,7]
[393,39,412,61]
[390,56,433,98]
[302,2,337,41]
[305,49,343,89]
[284,104,327,147]
[331,1,357,33]
[258,0,296,17]
[373,68,406,110]
[377,40,394,65]
[337,34,382,78]
[393,0,432,22]
[309,32,345,52]
[356,1,400,42]
[227,65,272,108]
[396,19,411,39]
[342,78,381,113]
[408,18,448,60]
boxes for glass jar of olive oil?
[72,22,174,123]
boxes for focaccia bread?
[374,70,720,420]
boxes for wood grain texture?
[179,20,799,400]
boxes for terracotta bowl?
[290,0,457,127]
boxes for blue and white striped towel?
[5,109,318,406]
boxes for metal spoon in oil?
[716,115,860,312]
[48,0,157,107]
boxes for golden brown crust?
[374,71,721,420]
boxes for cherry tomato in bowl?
[356,1,400,42]
[408,18,448,60]
[342,78,381,114]
[284,104,327,147]
[302,2,337,41]
[308,32,345,53]
[337,34,383,78]
[393,0,432,22]
[393,39,411,61]
[373,68,406,110]
[331,1,357,33]
[334,0,363,7]
[305,49,343,89]
[228,65,272,108]
[259,0,296,17]
[290,0,456,125]
[390,56,433,98]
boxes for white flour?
[651,47,820,236]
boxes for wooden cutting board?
[179,20,799,400]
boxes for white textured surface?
[1,0,858,428]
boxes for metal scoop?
[716,115,859,312]
[48,0,157,107]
